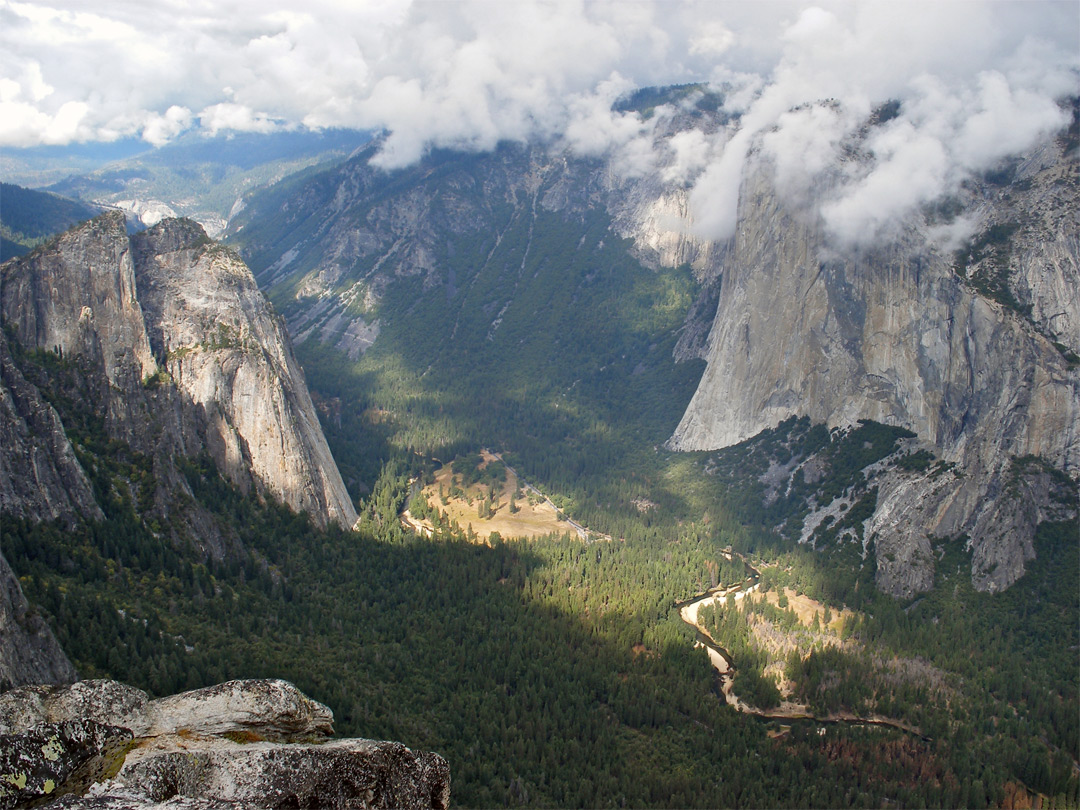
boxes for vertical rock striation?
[0,213,357,533]
[131,219,358,529]
[667,142,1079,595]
[0,552,78,692]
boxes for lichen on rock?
[0,719,133,808]
[0,679,449,809]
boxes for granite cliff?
[0,212,357,539]
[665,131,1079,596]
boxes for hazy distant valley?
[2,80,1078,809]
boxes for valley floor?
[679,562,930,739]
[403,450,597,542]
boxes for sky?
[2,0,1077,244]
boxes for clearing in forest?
[403,449,583,541]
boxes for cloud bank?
[1,0,1076,246]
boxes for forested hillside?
[0,183,99,261]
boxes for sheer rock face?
[0,213,356,532]
[0,333,101,526]
[0,213,158,450]
[0,680,449,810]
[989,140,1080,352]
[0,213,156,394]
[666,144,1079,596]
[131,220,358,529]
[0,553,78,693]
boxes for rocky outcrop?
[0,720,132,808]
[0,553,78,693]
[0,681,151,739]
[0,680,449,810]
[68,737,450,810]
[0,680,333,741]
[143,679,334,742]
[0,213,357,532]
[667,144,1079,595]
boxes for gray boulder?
[73,737,449,810]
[0,680,331,741]
[0,679,449,809]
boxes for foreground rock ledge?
[0,679,449,810]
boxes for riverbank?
[677,557,927,739]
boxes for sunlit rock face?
[664,135,1079,596]
[0,213,357,534]
[131,218,358,530]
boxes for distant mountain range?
[2,129,372,238]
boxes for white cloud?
[689,21,734,57]
[0,0,1075,250]
[199,102,280,136]
[681,1,1078,244]
[953,70,1067,170]
[142,105,193,146]
[661,128,713,185]
[42,100,90,144]
[822,123,949,246]
[687,130,750,242]
[562,75,649,158]
[927,214,980,255]
[760,102,854,200]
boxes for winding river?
[675,560,762,713]
[676,556,928,739]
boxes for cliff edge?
[0,679,449,809]
[667,136,1079,596]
